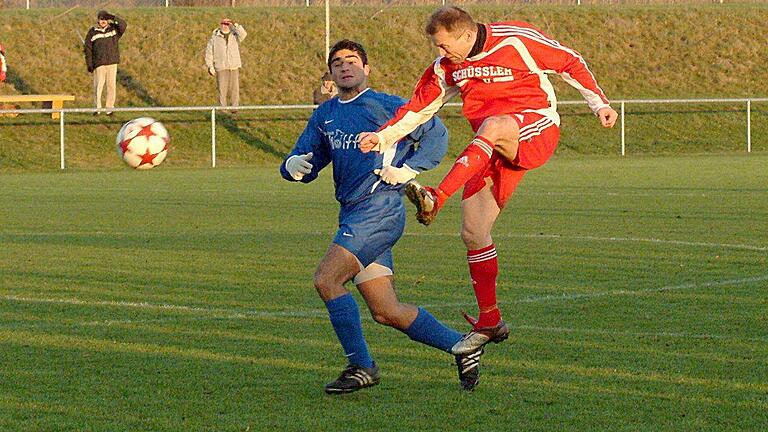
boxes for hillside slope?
[0,4,766,169]
[1,4,767,104]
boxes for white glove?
[285,152,313,181]
[208,66,216,76]
[374,164,418,185]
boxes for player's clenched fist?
[285,152,313,180]
[597,106,618,128]
[357,132,381,153]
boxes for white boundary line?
[418,275,768,309]
[402,232,768,252]
[3,274,766,322]
[0,295,326,319]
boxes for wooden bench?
[0,94,75,119]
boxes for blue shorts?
[333,191,405,271]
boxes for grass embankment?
[0,4,767,169]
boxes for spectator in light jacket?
[84,10,127,115]
[205,18,247,113]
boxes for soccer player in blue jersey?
[280,40,484,394]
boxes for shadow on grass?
[217,113,285,158]
[5,67,39,95]
[117,69,162,107]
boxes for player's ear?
[363,64,370,76]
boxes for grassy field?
[1,155,766,431]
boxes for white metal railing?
[0,98,765,170]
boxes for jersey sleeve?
[113,15,127,38]
[84,30,94,71]
[400,116,448,172]
[517,29,610,113]
[279,111,331,183]
[376,59,459,148]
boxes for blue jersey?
[280,88,448,205]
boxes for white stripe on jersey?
[377,58,459,148]
[507,37,560,125]
[465,35,559,120]
[519,116,552,135]
[519,118,555,142]
[371,136,398,193]
[491,25,608,113]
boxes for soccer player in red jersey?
[359,6,618,354]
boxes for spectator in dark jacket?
[84,10,127,115]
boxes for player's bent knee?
[460,225,491,250]
[478,115,519,143]
[313,270,345,300]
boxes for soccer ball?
[116,117,170,169]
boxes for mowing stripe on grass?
[417,274,768,308]
[2,230,765,251]
[514,324,768,344]
[3,274,765,322]
[402,232,768,252]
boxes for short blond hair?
[425,6,476,36]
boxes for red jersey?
[377,21,610,144]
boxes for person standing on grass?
[312,71,338,105]
[205,18,247,114]
[359,7,618,355]
[84,10,127,116]
[280,39,485,394]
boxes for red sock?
[436,136,494,200]
[467,244,501,327]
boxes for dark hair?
[425,6,475,35]
[327,39,368,70]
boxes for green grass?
[1,155,766,431]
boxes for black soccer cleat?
[455,347,483,391]
[324,363,381,394]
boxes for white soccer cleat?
[450,314,510,355]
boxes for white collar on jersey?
[338,87,371,104]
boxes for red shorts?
[463,113,560,208]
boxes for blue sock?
[325,293,375,368]
[403,308,462,353]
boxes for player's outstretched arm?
[359,61,457,155]
[597,106,618,128]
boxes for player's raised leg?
[314,244,380,394]
[405,115,519,225]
